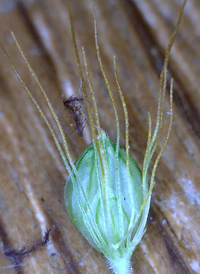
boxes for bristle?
[0,40,71,174]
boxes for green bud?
[65,131,150,272]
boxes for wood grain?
[0,0,199,273]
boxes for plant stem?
[107,256,132,274]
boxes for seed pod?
[65,130,149,272]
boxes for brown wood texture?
[0,0,199,273]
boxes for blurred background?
[0,0,199,273]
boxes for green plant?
[0,0,187,273]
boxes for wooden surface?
[0,0,200,273]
